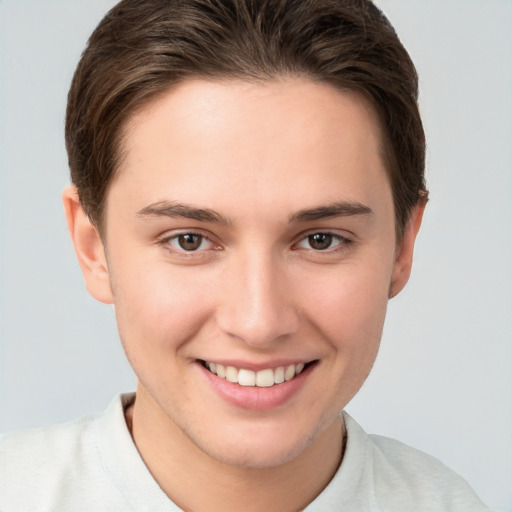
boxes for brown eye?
[296,232,347,252]
[308,233,333,250]
[177,234,204,251]
[164,232,217,256]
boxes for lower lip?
[198,362,315,411]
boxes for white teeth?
[284,365,296,381]
[204,361,308,387]
[256,369,275,387]
[225,366,238,383]
[216,363,226,378]
[238,369,256,387]
[274,366,285,384]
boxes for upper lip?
[198,358,317,371]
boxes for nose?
[215,250,300,348]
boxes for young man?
[0,1,492,510]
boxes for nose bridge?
[217,246,299,347]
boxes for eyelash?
[158,230,352,257]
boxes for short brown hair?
[66,0,427,240]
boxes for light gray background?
[0,1,510,510]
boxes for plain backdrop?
[0,1,510,511]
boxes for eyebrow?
[137,200,373,225]
[137,201,231,224]
[289,201,373,223]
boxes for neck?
[125,385,345,512]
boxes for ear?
[389,202,426,298]
[62,186,114,304]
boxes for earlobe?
[389,202,426,298]
[62,186,114,304]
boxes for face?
[73,79,418,468]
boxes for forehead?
[111,79,391,221]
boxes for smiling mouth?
[200,360,316,388]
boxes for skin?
[64,79,424,511]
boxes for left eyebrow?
[289,201,373,223]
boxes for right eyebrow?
[136,201,231,225]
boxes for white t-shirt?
[0,394,491,511]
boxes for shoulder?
[0,411,100,483]
[342,412,491,511]
[0,395,132,512]
[1,410,98,462]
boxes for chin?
[209,438,309,469]
[193,417,326,469]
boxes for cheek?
[111,262,214,356]
[298,262,392,408]
[299,259,392,350]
